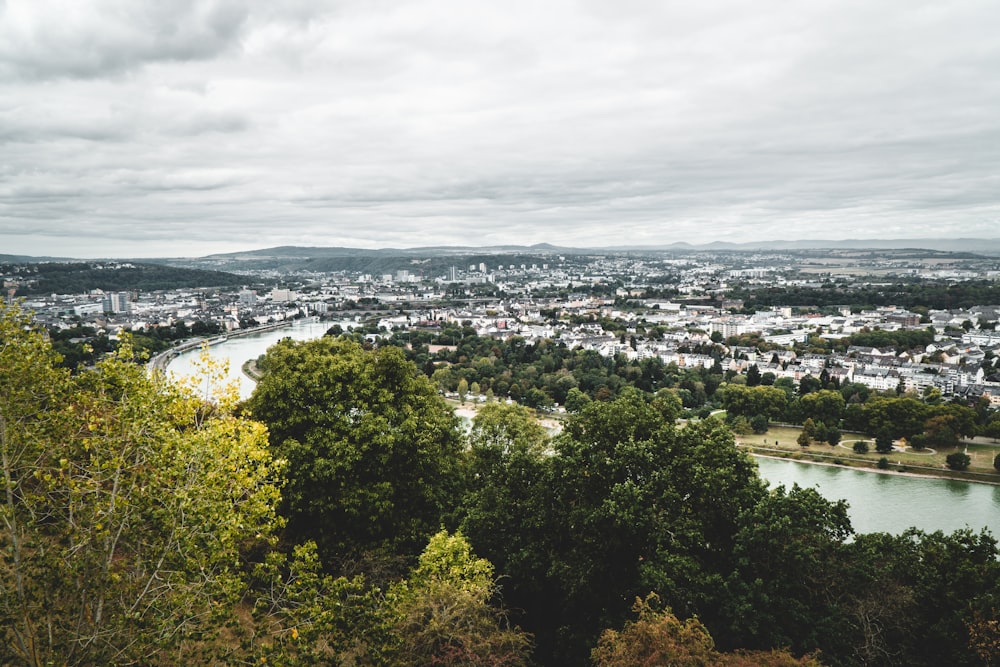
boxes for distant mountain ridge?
[200,238,1000,258]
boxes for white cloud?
[1,0,999,257]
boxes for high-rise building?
[102,292,131,313]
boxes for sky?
[2,0,999,258]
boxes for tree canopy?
[247,337,465,570]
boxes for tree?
[826,427,841,446]
[799,390,845,429]
[387,531,532,666]
[461,389,766,664]
[924,414,960,448]
[0,304,283,665]
[719,385,787,422]
[593,594,825,667]
[798,375,822,396]
[725,485,852,656]
[853,441,869,454]
[994,453,1000,472]
[458,377,469,404]
[750,414,770,434]
[946,452,971,471]
[247,337,464,569]
[797,430,811,447]
[564,386,591,413]
[746,364,762,387]
[875,427,895,454]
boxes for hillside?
[2,261,246,295]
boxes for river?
[166,327,1000,538]
[164,318,344,399]
[755,456,1000,537]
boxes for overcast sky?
[2,0,999,258]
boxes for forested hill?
[166,245,574,275]
[3,261,245,295]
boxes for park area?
[736,423,1000,483]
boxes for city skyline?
[2,0,999,258]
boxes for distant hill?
[2,261,246,296]
[145,238,1000,275]
[616,238,1000,254]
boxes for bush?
[946,452,971,471]
[994,453,1000,472]
[877,457,890,469]
[853,441,869,454]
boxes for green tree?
[564,386,591,413]
[994,453,1000,472]
[719,385,788,422]
[462,389,766,664]
[799,390,845,429]
[750,414,770,434]
[458,377,469,404]
[875,427,895,454]
[853,440,869,454]
[725,485,852,656]
[247,338,464,569]
[924,414,961,448]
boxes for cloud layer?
[2,0,999,257]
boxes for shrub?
[877,457,889,469]
[946,452,971,471]
[853,441,869,454]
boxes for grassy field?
[737,424,1000,484]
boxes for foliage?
[799,390,845,428]
[750,413,770,434]
[592,594,825,667]
[5,261,244,295]
[719,384,788,421]
[724,485,852,655]
[387,531,532,667]
[853,440,869,454]
[460,389,766,664]
[247,337,465,570]
[946,452,972,471]
[0,303,282,665]
[250,542,389,665]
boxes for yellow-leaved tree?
[0,303,283,665]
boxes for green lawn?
[735,424,1000,481]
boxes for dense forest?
[3,302,1000,665]
[3,261,246,295]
